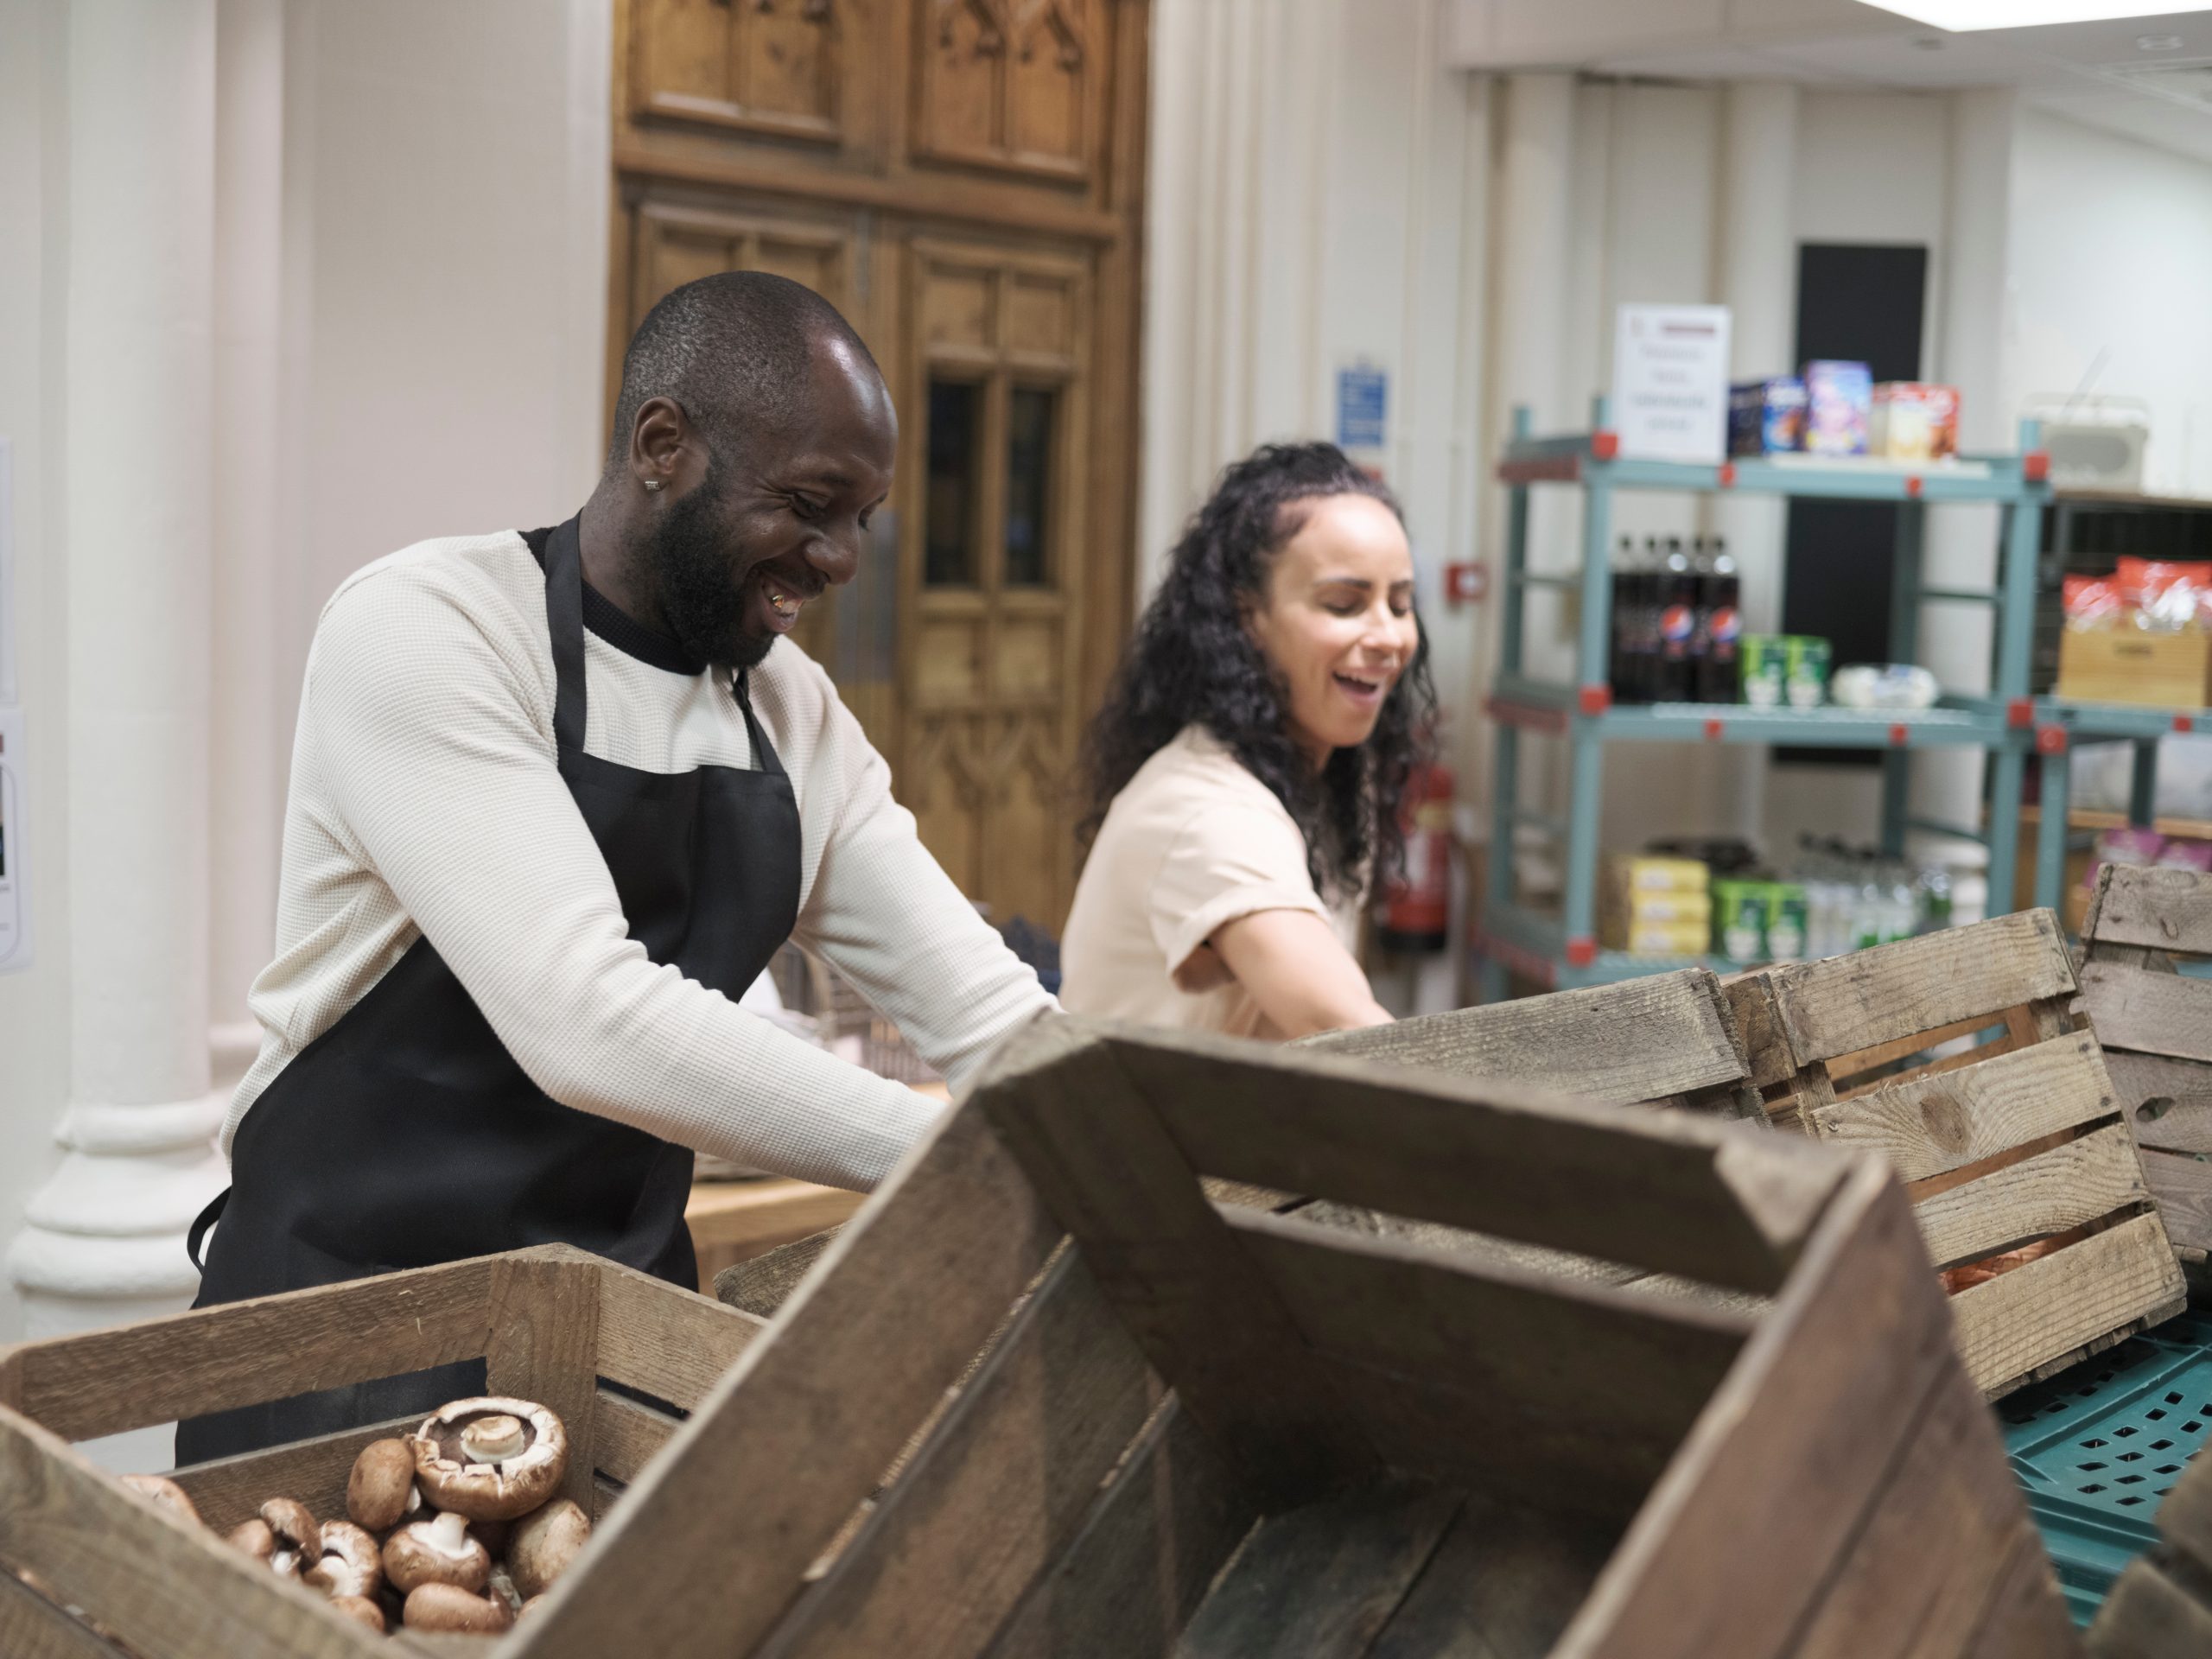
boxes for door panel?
[913,0,1096,182]
[628,0,844,145]
[899,237,1088,924]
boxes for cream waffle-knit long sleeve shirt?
[224,528,1056,1192]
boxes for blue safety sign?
[1336,365,1388,450]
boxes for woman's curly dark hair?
[1081,442,1437,899]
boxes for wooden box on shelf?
[1725,909,2188,1402]
[2057,629,2212,709]
[2079,861,2212,1288]
[707,1015,2064,1659]
[0,1247,764,1657]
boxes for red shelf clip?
[1888,723,1910,748]
[1565,936,1598,969]
[2036,724,2068,755]
[1578,684,1612,717]
[2179,714,2197,734]
[1703,717,1724,742]
[2006,697,2034,729]
[2024,450,2050,483]
[1904,475,1923,499]
[1591,430,1619,461]
[1717,462,1737,488]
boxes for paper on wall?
[1611,305,1731,464]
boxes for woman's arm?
[1209,909,1392,1038]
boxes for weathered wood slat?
[2088,1555,2212,1657]
[165,1414,419,1535]
[2103,1051,2212,1151]
[1169,1480,1463,1659]
[1548,1165,1988,1659]
[0,1571,125,1659]
[1948,1212,2187,1397]
[2083,863,2212,957]
[3,1255,499,1442]
[590,1388,680,1486]
[1762,910,2075,1065]
[1804,1034,2119,1183]
[592,1256,764,1411]
[1099,1026,1845,1296]
[1300,968,1746,1103]
[1364,1493,1617,1659]
[486,1253,601,1513]
[1227,1210,1745,1519]
[2139,1147,2212,1257]
[981,1402,1255,1659]
[757,1246,1157,1659]
[715,1227,845,1319]
[518,1099,1065,1659]
[1963,1522,2086,1659]
[0,1407,384,1659]
[1911,1124,2150,1270]
[1827,1013,2016,1092]
[2081,963,2212,1066]
[975,1021,1379,1506]
[1790,1360,2037,1659]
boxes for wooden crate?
[0,1247,764,1657]
[673,1014,2063,1659]
[1726,909,2188,1400]
[2088,1418,2212,1657]
[2079,862,2212,1287]
[715,967,1764,1316]
[2057,629,2212,710]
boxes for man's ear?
[630,397,692,486]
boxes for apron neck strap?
[545,516,588,754]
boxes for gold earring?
[643,478,664,493]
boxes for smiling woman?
[1059,443,1437,1040]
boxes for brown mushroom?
[404,1580,513,1636]
[328,1594,387,1634]
[346,1437,421,1533]
[409,1396,568,1521]
[226,1517,276,1564]
[248,1499,319,1579]
[508,1497,590,1600]
[382,1510,491,1595]
[305,1520,385,1601]
[120,1474,203,1529]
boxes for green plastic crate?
[1999,1312,2212,1625]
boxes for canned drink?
[1711,879,1769,962]
[1740,635,1786,708]
[1785,635,1831,709]
[1766,883,1808,961]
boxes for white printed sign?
[0,706,27,973]
[0,439,14,703]
[1611,304,1731,464]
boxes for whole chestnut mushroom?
[346,1437,421,1533]
[405,1580,513,1636]
[383,1510,491,1596]
[509,1497,591,1600]
[410,1396,568,1522]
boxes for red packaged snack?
[2118,557,2212,631]
[2063,575,2125,630]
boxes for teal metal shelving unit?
[1478,402,2056,1000]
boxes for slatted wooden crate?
[657,1014,2063,1659]
[0,1247,764,1657]
[2088,1414,2212,1657]
[2079,863,2212,1287]
[1726,909,2188,1401]
[718,967,1764,1317]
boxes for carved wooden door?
[612,0,1147,930]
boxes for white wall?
[2006,106,2212,501]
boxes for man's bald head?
[604,271,882,476]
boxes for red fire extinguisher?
[1377,763,1453,954]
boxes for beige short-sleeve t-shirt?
[1059,725,1359,1039]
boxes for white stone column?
[1916,86,2016,853]
[211,0,286,1045]
[6,0,230,1463]
[1713,81,1798,845]
[1479,73,1574,812]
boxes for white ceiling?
[1445,1,2212,163]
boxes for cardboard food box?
[1870,382,1961,461]
[2056,628,2212,709]
[1802,360,1872,457]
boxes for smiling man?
[178,274,1055,1459]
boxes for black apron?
[177,516,800,1462]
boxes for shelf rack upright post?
[1476,400,2053,1001]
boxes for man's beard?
[639,473,772,671]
